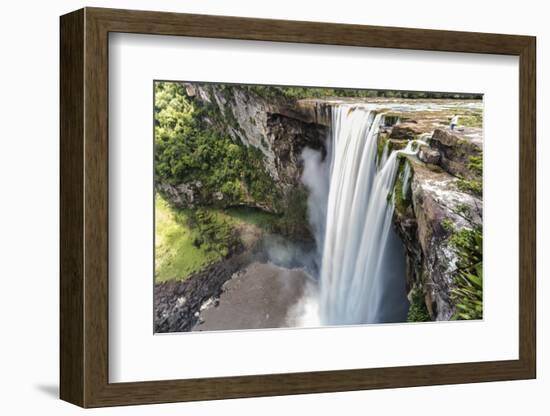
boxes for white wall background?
[0,0,546,414]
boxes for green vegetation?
[186,208,239,258]
[242,85,482,100]
[155,194,224,283]
[456,178,482,196]
[459,116,483,128]
[408,217,482,321]
[154,81,279,208]
[439,209,483,320]
[441,218,455,232]
[442,108,483,128]
[468,155,483,176]
[376,133,389,165]
[154,82,317,281]
[455,203,471,217]
[223,206,279,231]
[155,194,283,283]
[450,226,483,320]
[407,287,431,322]
[277,187,310,240]
[393,158,411,214]
[452,110,483,128]
[456,155,483,196]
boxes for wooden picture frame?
[60,7,536,408]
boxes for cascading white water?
[379,142,389,167]
[302,104,426,326]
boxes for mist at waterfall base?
[292,105,412,327]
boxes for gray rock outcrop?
[392,127,482,320]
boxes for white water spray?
[302,104,426,325]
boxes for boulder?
[388,138,409,151]
[390,123,424,140]
[430,129,482,180]
[418,145,441,165]
[157,182,197,209]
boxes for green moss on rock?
[407,287,431,322]
[376,133,389,164]
[456,178,482,196]
[468,155,483,176]
[393,158,412,215]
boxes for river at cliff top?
[193,262,320,331]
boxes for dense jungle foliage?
[154,82,277,208]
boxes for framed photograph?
[60,7,536,407]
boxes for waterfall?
[401,161,412,200]
[303,104,425,326]
[379,142,389,167]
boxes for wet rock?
[418,145,441,165]
[390,124,424,140]
[393,158,482,320]
[430,129,482,180]
[294,100,332,126]
[388,138,409,151]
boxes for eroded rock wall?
[393,127,482,320]
[178,83,329,211]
